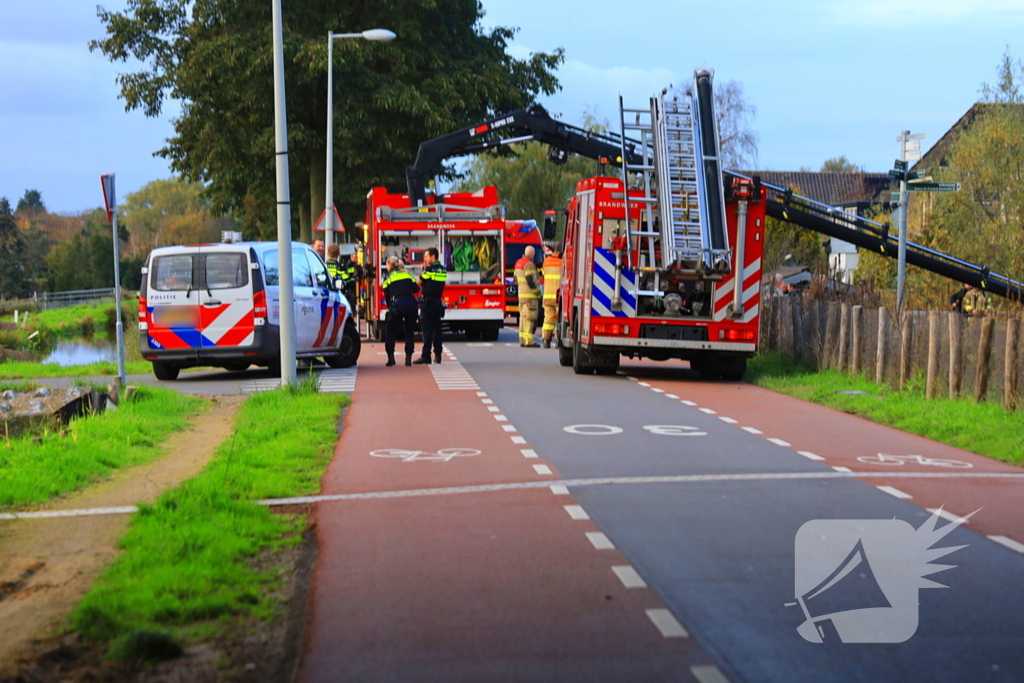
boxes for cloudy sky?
[1,0,1022,214]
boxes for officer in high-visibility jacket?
[382,256,420,366]
[515,245,541,347]
[325,243,342,279]
[540,242,562,348]
[414,247,447,365]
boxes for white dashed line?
[487,406,500,412]
[665,394,679,399]
[502,425,517,432]
[646,609,689,638]
[476,391,488,397]
[742,426,763,435]
[718,416,738,424]
[699,408,717,415]
[626,376,638,381]
[510,436,527,444]
[481,398,494,404]
[681,400,698,406]
[798,451,825,461]
[533,464,553,475]
[832,466,852,473]
[652,388,665,393]
[987,535,1024,553]
[550,485,569,495]
[521,449,539,459]
[877,485,912,499]
[586,532,615,550]
[494,414,508,422]
[767,438,791,447]
[691,665,730,683]
[612,565,648,589]
[565,505,589,520]
[927,508,967,524]
[638,382,651,387]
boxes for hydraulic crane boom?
[725,171,1024,301]
[406,104,644,206]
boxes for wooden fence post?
[850,305,863,375]
[792,297,806,363]
[974,316,995,402]
[949,312,962,396]
[808,301,822,369]
[875,307,888,384]
[899,313,913,388]
[837,303,851,372]
[1005,317,1020,411]
[926,311,940,399]
[823,302,839,369]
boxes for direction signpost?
[908,182,961,193]
[100,174,127,387]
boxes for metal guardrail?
[37,288,118,310]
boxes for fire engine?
[362,185,506,341]
[558,71,763,380]
[503,219,545,319]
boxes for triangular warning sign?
[313,206,346,233]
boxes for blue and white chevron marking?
[591,247,637,318]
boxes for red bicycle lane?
[297,343,726,683]
[618,359,1024,552]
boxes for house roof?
[913,102,1024,171]
[742,172,893,207]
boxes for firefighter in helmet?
[515,245,541,347]
[541,241,563,348]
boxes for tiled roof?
[914,103,1024,171]
[742,172,893,207]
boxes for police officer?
[540,241,562,348]
[414,247,447,364]
[325,243,342,279]
[515,245,541,347]
[382,256,420,366]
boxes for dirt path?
[0,395,243,671]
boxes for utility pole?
[894,130,925,313]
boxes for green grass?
[747,352,1024,466]
[0,387,206,509]
[0,359,154,379]
[72,378,346,659]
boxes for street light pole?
[324,29,396,248]
[272,0,296,387]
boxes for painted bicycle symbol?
[856,453,973,469]
[370,448,481,463]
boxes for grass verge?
[0,387,207,509]
[0,359,154,380]
[72,377,346,660]
[747,352,1024,467]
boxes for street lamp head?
[361,29,396,42]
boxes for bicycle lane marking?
[300,344,717,682]
[617,358,1024,544]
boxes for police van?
[139,241,360,380]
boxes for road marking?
[987,535,1024,553]
[718,416,738,424]
[481,398,494,404]
[429,363,480,390]
[502,425,517,432]
[563,424,624,436]
[565,505,589,520]
[691,665,730,683]
[487,406,500,412]
[646,609,689,638]
[699,407,717,415]
[742,426,763,435]
[927,508,968,524]
[586,532,615,550]
[10,472,1024,520]
[510,436,527,444]
[612,565,648,589]
[494,414,508,422]
[878,485,912,499]
[681,400,697,406]
[521,449,539,459]
[370,448,480,463]
[651,388,665,393]
[533,464,553,475]
[241,366,358,394]
[638,382,651,387]
[798,451,825,461]
[665,394,679,399]
[832,466,852,473]
[767,438,791,447]
[476,391,488,397]
[626,376,638,381]
[550,485,569,495]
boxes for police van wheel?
[152,361,180,381]
[327,321,361,368]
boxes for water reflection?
[43,338,117,366]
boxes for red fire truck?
[362,186,506,341]
[557,72,763,380]
[503,219,544,319]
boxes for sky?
[1,0,1023,215]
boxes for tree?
[819,156,864,173]
[712,80,759,170]
[120,178,238,255]
[980,47,1024,104]
[91,0,563,241]
[15,189,45,216]
[0,198,29,298]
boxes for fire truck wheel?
[371,321,384,341]
[482,326,500,342]
[557,339,573,367]
[465,327,482,341]
[719,357,747,381]
[572,337,593,375]
[594,354,620,375]
[152,361,180,381]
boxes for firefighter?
[339,248,359,306]
[382,256,420,366]
[414,247,447,365]
[962,284,992,317]
[541,241,562,348]
[515,245,541,347]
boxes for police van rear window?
[205,253,248,289]
[152,255,194,291]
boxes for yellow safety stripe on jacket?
[421,269,448,282]
[542,256,562,299]
[515,269,540,299]
[382,270,414,288]
[326,260,341,278]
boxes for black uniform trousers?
[420,298,444,357]
[385,298,418,359]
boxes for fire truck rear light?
[482,288,500,295]
[719,328,756,342]
[594,322,630,336]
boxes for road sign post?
[894,131,925,315]
[100,174,127,387]
[907,182,961,193]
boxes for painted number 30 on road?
[563,424,707,436]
